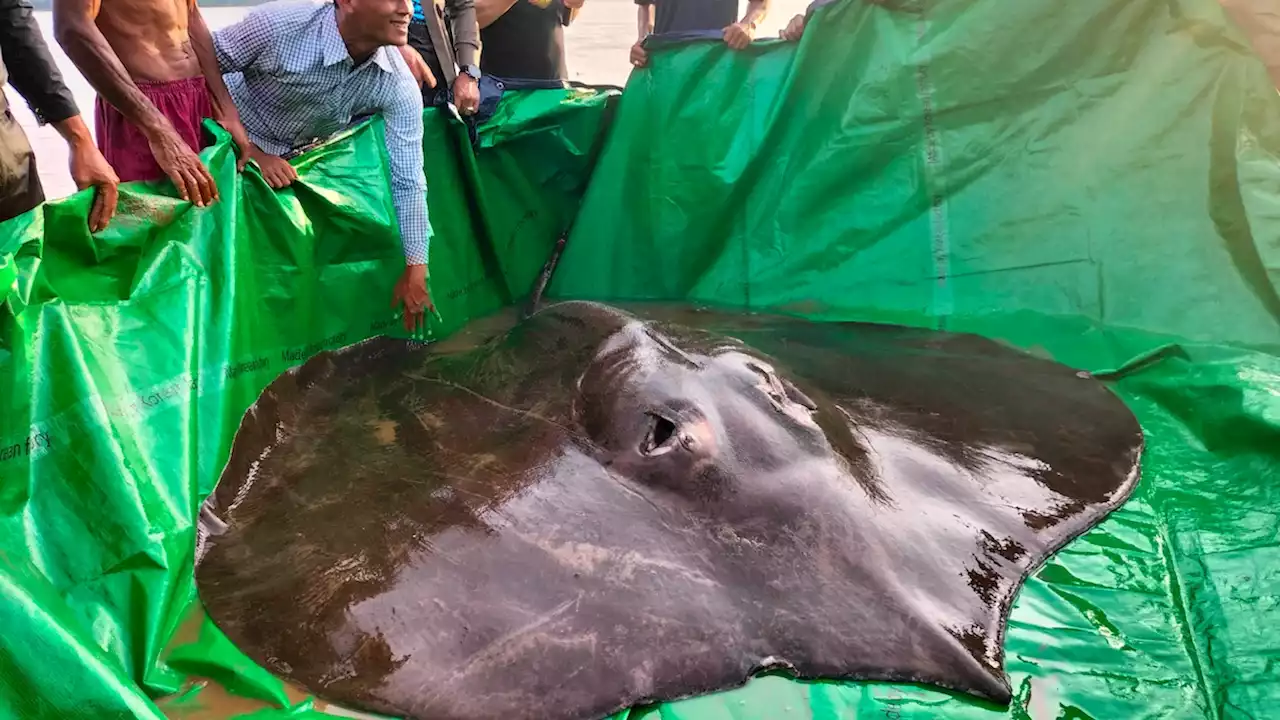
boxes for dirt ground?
[1220,0,1280,89]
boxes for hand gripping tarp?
[2,0,1279,718]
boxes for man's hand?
[392,263,434,333]
[54,115,119,232]
[563,0,584,9]
[722,21,754,50]
[218,114,255,172]
[146,124,218,207]
[629,40,648,67]
[399,46,437,89]
[68,136,119,233]
[454,73,479,115]
[249,146,298,189]
[780,13,806,41]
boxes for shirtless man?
[53,0,252,207]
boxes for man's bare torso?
[94,0,200,82]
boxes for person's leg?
[94,77,216,184]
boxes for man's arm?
[382,77,431,267]
[635,0,653,41]
[738,0,769,30]
[0,0,79,126]
[381,71,434,330]
[562,0,580,26]
[445,0,480,68]
[187,1,253,166]
[629,0,652,67]
[780,0,818,41]
[723,0,768,49]
[52,114,120,232]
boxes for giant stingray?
[195,301,1144,720]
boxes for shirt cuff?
[404,242,429,265]
[398,213,430,265]
[33,97,80,127]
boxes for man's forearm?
[446,0,480,67]
[383,86,430,265]
[636,4,652,40]
[52,5,171,138]
[386,119,430,264]
[189,7,242,126]
[739,0,768,27]
[453,33,480,68]
[393,184,430,265]
[52,113,94,149]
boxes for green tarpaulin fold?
[2,0,1279,718]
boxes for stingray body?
[195,301,1143,720]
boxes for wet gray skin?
[195,300,1144,720]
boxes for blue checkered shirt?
[212,0,431,265]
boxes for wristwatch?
[460,64,481,81]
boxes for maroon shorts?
[94,76,215,183]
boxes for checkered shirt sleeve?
[379,59,431,265]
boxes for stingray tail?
[524,232,568,319]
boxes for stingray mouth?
[641,412,680,455]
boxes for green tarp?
[1,0,1278,717]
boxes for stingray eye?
[746,362,777,387]
[641,412,679,455]
[747,363,788,401]
[747,361,818,413]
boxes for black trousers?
[408,20,449,107]
[0,107,44,224]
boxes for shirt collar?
[321,3,397,73]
